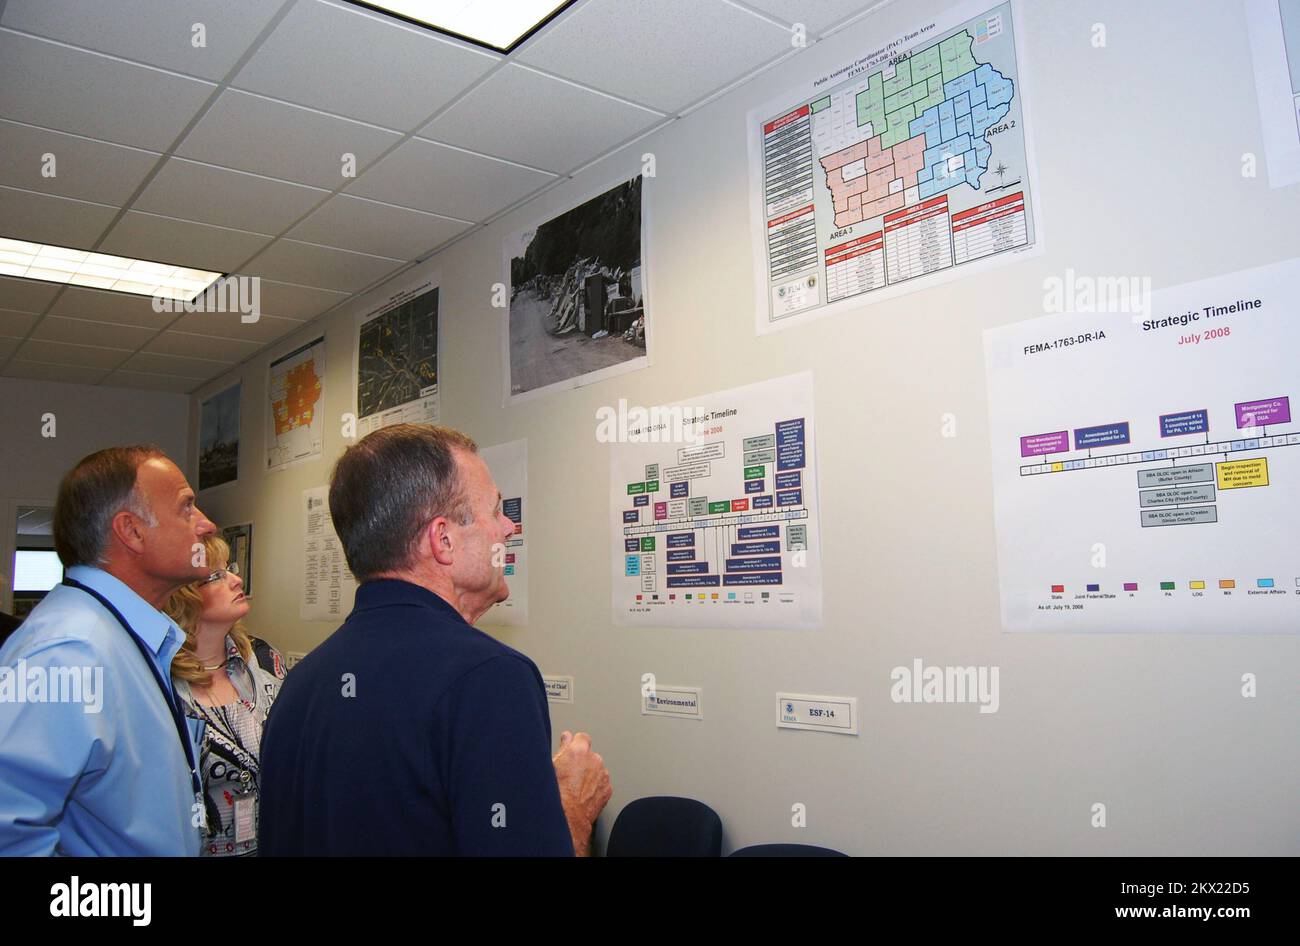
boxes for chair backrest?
[606,796,723,857]
[729,843,848,857]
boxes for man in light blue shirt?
[0,445,217,855]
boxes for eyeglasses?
[198,563,239,586]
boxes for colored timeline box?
[1086,584,1100,592]
[1190,581,1206,589]
[1020,430,1068,457]
[1123,582,1138,591]
[1160,581,1175,590]
[1219,579,1235,589]
[1235,396,1290,427]
[1257,578,1274,588]
[1051,584,1064,593]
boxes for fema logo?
[785,702,794,714]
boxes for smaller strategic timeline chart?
[609,374,823,629]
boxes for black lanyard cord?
[62,578,203,797]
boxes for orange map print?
[271,360,321,436]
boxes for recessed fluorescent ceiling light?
[348,0,571,51]
[0,237,220,301]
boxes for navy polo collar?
[351,578,468,625]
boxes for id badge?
[233,792,257,845]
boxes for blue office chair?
[605,796,723,857]
[729,843,847,857]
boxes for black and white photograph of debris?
[507,175,647,399]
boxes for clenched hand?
[552,730,613,856]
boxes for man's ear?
[427,517,455,567]
[109,509,147,555]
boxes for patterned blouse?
[173,636,286,857]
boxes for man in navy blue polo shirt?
[259,424,612,855]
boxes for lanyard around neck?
[62,578,203,798]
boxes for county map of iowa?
[818,28,1013,228]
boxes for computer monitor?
[13,549,64,593]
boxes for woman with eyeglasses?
[164,534,285,856]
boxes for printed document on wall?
[1246,0,1300,188]
[984,258,1300,633]
[266,337,325,473]
[352,276,440,437]
[748,0,1042,333]
[480,438,528,626]
[608,373,822,629]
[301,486,357,622]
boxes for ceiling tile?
[515,0,790,113]
[133,158,330,235]
[99,211,272,272]
[349,137,556,221]
[233,0,499,131]
[1,0,286,82]
[31,316,159,349]
[736,0,890,35]
[143,330,260,363]
[117,350,229,380]
[242,240,405,293]
[0,185,119,249]
[169,309,304,345]
[287,194,470,259]
[0,276,60,313]
[102,370,200,393]
[421,64,664,173]
[48,286,178,329]
[0,308,38,336]
[0,119,161,206]
[255,279,349,320]
[0,336,20,359]
[4,360,109,384]
[0,31,217,151]
[176,90,402,189]
[16,338,132,369]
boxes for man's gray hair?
[328,424,478,582]
[54,446,164,567]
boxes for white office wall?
[190,0,1300,854]
[0,376,189,611]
